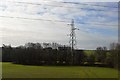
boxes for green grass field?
[84,50,95,56]
[2,62,118,78]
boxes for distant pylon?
[69,19,79,65]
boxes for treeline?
[2,42,119,69]
[86,44,119,69]
[2,43,86,66]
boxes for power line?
[0,15,69,23]
[77,22,117,27]
[31,0,119,9]
[6,1,118,12]
[62,2,118,9]
[0,15,117,27]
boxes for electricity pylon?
[69,19,79,65]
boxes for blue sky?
[0,0,118,49]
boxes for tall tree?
[95,47,107,64]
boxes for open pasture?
[2,62,118,78]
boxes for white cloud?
[76,30,118,49]
[0,0,118,49]
[0,15,70,46]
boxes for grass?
[84,50,95,56]
[2,62,118,78]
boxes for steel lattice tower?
[69,19,79,65]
